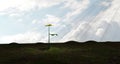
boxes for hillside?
[0,41,120,64]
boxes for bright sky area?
[0,0,120,43]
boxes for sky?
[0,0,120,43]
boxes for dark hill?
[0,41,120,64]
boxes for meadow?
[0,41,120,64]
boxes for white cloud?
[32,19,38,24]
[36,0,65,9]
[63,0,120,42]
[17,19,23,22]
[99,0,120,22]
[100,0,111,7]
[95,28,104,37]
[0,12,7,15]
[0,31,44,43]
[61,0,120,42]
[61,22,91,42]
[34,14,61,26]
[0,0,35,12]
[44,14,61,24]
[0,0,90,20]
[63,0,90,21]
[0,0,66,16]
[9,14,18,17]
[1,0,120,43]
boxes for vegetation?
[0,41,120,64]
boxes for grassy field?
[0,41,120,64]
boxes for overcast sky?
[0,0,120,43]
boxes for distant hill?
[9,40,120,45]
[0,41,119,64]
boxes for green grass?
[0,42,120,64]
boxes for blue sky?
[0,0,120,43]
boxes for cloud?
[61,22,91,42]
[0,0,35,12]
[0,31,44,43]
[97,0,112,7]
[44,14,61,25]
[63,0,90,21]
[0,0,69,12]
[33,14,61,26]
[0,0,120,43]
[62,0,120,42]
[36,0,65,9]
[95,28,104,37]
[100,1,110,7]
[32,19,39,24]
[0,0,65,16]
